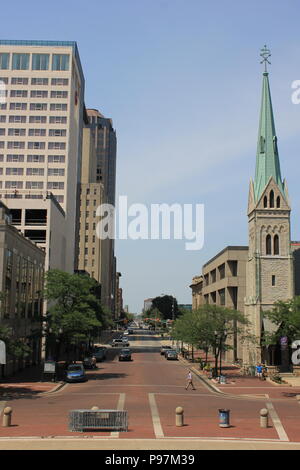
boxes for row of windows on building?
[266,234,280,255]
[79,222,98,231]
[0,77,69,85]
[80,199,99,207]
[0,193,64,203]
[1,90,68,98]
[0,168,65,176]
[0,103,68,111]
[0,115,67,123]
[0,154,65,163]
[4,249,44,319]
[263,191,281,208]
[0,141,66,149]
[204,288,226,306]
[81,247,97,255]
[203,261,238,287]
[0,181,65,189]
[80,188,100,195]
[0,53,70,71]
[0,128,67,136]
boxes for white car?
[123,330,129,335]
[111,338,130,347]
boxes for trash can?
[219,375,226,384]
[218,409,230,428]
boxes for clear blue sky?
[2,0,300,313]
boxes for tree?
[172,304,253,376]
[263,297,300,346]
[151,296,179,320]
[44,270,106,360]
[0,325,31,359]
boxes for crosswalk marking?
[266,402,289,441]
[148,393,164,438]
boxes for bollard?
[260,408,269,428]
[218,409,230,428]
[175,407,184,427]
[2,407,12,427]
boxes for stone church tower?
[243,58,294,366]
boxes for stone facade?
[0,201,45,376]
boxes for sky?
[2,0,300,313]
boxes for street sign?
[44,360,56,373]
[0,340,6,364]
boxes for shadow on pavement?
[0,386,44,400]
[87,372,128,381]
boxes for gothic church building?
[243,67,297,367]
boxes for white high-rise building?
[0,40,85,272]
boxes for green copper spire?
[253,47,285,202]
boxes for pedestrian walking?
[185,370,196,390]
[256,363,263,380]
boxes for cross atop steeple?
[260,45,271,73]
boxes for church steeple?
[253,47,286,202]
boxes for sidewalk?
[160,337,300,400]
[0,364,64,399]
[0,330,119,400]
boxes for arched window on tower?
[274,234,279,255]
[276,196,280,208]
[266,234,272,255]
[270,190,274,208]
[263,195,268,208]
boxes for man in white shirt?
[185,370,196,390]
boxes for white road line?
[266,402,289,441]
[110,393,126,438]
[148,393,164,438]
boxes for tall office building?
[0,40,85,272]
[84,108,117,312]
[86,109,117,206]
[77,110,110,305]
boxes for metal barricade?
[69,409,128,432]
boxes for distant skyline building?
[143,298,153,313]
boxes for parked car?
[118,348,132,361]
[165,350,178,360]
[160,345,172,356]
[111,338,130,347]
[92,346,107,362]
[128,329,133,334]
[82,357,97,369]
[123,330,129,335]
[65,363,87,382]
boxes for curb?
[40,381,66,395]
